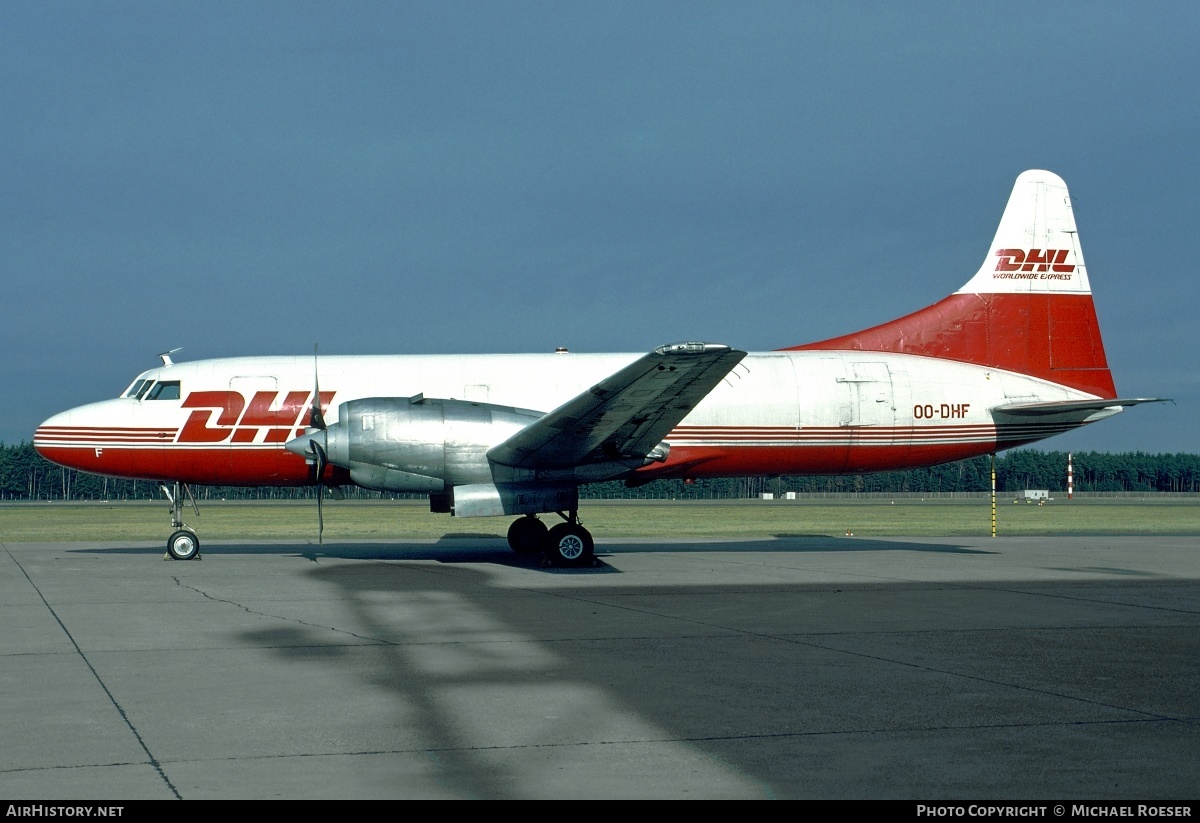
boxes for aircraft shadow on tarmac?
[64,534,995,571]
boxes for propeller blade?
[317,484,324,545]
[308,437,328,545]
[310,438,327,478]
[304,436,327,485]
[310,344,326,431]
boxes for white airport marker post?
[1068,452,1074,501]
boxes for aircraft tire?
[507,516,548,555]
[167,530,199,561]
[545,523,593,565]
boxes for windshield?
[121,377,156,399]
[121,373,180,400]
[146,381,181,400]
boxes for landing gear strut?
[161,481,201,560]
[506,510,595,566]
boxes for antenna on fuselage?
[157,348,183,367]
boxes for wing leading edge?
[488,342,746,470]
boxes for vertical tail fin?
[786,170,1117,398]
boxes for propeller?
[306,344,328,544]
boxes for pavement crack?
[6,546,183,800]
[171,576,393,645]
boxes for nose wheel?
[161,481,202,560]
[167,529,200,561]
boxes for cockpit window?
[123,379,149,399]
[146,381,181,400]
[142,383,178,403]
[135,381,154,400]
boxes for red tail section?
[784,171,1117,399]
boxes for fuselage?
[34,349,1114,487]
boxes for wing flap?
[488,342,746,470]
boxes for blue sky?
[2,1,1196,454]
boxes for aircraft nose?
[33,399,141,470]
[34,407,84,465]
[35,407,77,443]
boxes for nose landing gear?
[160,481,201,560]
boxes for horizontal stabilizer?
[992,397,1170,416]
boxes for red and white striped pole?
[1067,452,1074,501]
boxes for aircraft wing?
[488,342,746,470]
[992,397,1171,416]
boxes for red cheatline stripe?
[666,422,1082,446]
[35,426,178,434]
[36,422,1084,451]
[34,426,178,443]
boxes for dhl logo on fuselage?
[993,249,1075,273]
[178,390,335,444]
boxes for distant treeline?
[2,441,1198,501]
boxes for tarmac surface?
[1,534,1197,800]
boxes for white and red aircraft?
[35,170,1161,563]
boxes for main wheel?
[507,516,548,555]
[167,529,199,560]
[545,523,594,565]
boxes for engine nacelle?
[451,482,579,518]
[287,394,673,506]
[322,396,543,492]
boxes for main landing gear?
[506,512,596,566]
[160,481,201,560]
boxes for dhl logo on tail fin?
[993,248,1075,275]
